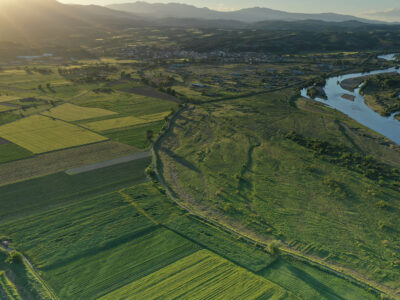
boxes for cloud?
[359,8,400,22]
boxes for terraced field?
[0,115,106,153]
[42,103,117,122]
[101,249,290,300]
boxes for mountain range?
[108,1,383,24]
[0,0,395,45]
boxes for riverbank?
[301,61,400,146]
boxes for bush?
[7,251,23,264]
[267,241,281,256]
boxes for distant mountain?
[108,2,383,24]
[0,0,143,43]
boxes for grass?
[0,250,53,300]
[123,183,276,273]
[0,141,138,186]
[0,157,151,223]
[260,258,378,299]
[0,192,155,269]
[0,115,107,153]
[43,228,200,300]
[105,121,164,150]
[0,143,33,164]
[82,111,170,132]
[41,103,117,122]
[158,89,400,290]
[100,249,290,300]
[0,271,22,300]
[73,90,178,117]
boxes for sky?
[59,0,400,21]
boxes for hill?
[108,1,382,24]
[0,0,142,43]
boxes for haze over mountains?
[0,0,396,44]
[108,1,382,24]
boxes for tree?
[7,251,23,264]
[146,130,154,143]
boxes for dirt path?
[65,151,151,175]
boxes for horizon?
[58,0,400,22]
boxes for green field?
[157,89,400,291]
[44,228,200,299]
[0,143,33,164]
[105,121,164,149]
[0,157,151,223]
[42,103,117,122]
[0,271,21,300]
[0,115,107,153]
[0,141,138,186]
[101,249,290,300]
[82,111,170,131]
[0,192,155,269]
[261,258,377,299]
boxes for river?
[301,54,400,145]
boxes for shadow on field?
[286,264,346,299]
[161,147,200,173]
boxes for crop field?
[158,89,400,291]
[0,157,151,223]
[0,115,107,153]
[43,228,200,299]
[82,111,169,132]
[0,141,138,186]
[100,249,290,300]
[73,90,178,117]
[261,258,378,299]
[0,143,33,164]
[123,183,276,272]
[41,103,117,122]
[0,271,21,300]
[0,192,155,269]
[105,121,164,149]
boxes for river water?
[301,54,400,145]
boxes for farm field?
[0,141,138,186]
[261,258,378,299]
[100,249,290,300]
[41,103,117,122]
[0,143,33,164]
[105,121,164,150]
[82,111,170,131]
[43,228,200,299]
[0,115,107,153]
[0,192,156,269]
[0,38,397,299]
[0,157,151,223]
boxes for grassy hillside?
[157,88,400,294]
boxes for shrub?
[7,251,23,264]
[267,241,281,256]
